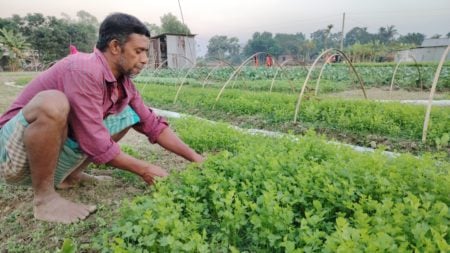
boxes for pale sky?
[1,0,449,55]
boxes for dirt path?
[324,87,448,100]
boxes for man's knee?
[23,90,70,124]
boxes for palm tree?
[325,24,334,49]
[378,25,397,44]
[0,28,30,71]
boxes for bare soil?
[324,86,448,100]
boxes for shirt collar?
[94,48,117,83]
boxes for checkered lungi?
[0,106,140,186]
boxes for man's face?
[118,33,150,77]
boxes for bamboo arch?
[173,55,198,103]
[229,52,278,89]
[389,55,423,98]
[214,52,269,104]
[269,59,307,93]
[313,53,358,96]
[294,48,367,123]
[201,59,236,88]
[422,45,450,143]
[140,53,197,103]
[138,55,193,95]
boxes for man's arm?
[107,151,168,184]
[156,127,204,163]
[106,127,203,184]
[126,80,203,162]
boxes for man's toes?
[97,175,112,180]
[85,204,97,213]
[68,217,80,224]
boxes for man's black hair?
[96,13,150,51]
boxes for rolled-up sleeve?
[127,84,169,143]
[64,69,121,164]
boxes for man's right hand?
[141,165,169,185]
[108,151,169,185]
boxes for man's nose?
[141,52,149,64]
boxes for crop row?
[137,63,450,90]
[137,84,450,149]
[99,117,450,252]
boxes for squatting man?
[0,13,203,224]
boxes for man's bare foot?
[34,193,96,224]
[58,173,112,189]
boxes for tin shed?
[149,33,196,69]
[395,38,450,62]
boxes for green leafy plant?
[97,117,450,252]
[435,133,449,150]
[56,239,77,253]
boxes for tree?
[347,42,373,62]
[0,28,30,70]
[160,13,191,34]
[301,40,316,61]
[344,27,373,46]
[23,13,97,63]
[76,10,98,25]
[398,33,425,46]
[144,22,161,36]
[0,17,20,31]
[21,13,46,36]
[377,25,397,44]
[206,35,240,60]
[310,26,339,56]
[274,33,305,57]
[447,32,450,39]
[1,13,97,64]
[310,28,327,51]
[243,31,282,57]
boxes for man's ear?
[108,39,122,55]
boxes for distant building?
[149,33,196,69]
[277,54,295,63]
[395,38,450,62]
[276,54,307,66]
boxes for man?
[0,13,203,224]
[265,54,273,67]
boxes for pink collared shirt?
[0,49,168,164]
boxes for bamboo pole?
[201,59,237,89]
[201,63,224,88]
[174,64,197,103]
[314,54,340,96]
[215,52,266,104]
[389,55,422,98]
[422,45,450,143]
[294,48,367,123]
[269,60,306,93]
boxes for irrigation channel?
[377,100,450,106]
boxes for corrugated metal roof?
[150,33,196,39]
[421,38,450,47]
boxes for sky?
[1,0,449,56]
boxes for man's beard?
[118,55,142,78]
